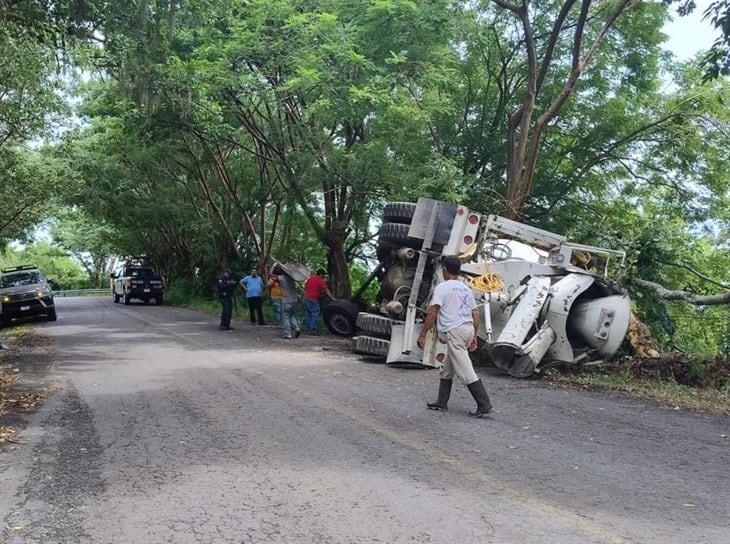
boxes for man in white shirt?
[417,256,492,417]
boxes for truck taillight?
[125,279,132,288]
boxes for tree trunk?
[325,232,351,298]
[503,169,532,220]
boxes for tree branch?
[633,278,730,306]
[657,261,730,290]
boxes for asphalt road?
[1,297,728,544]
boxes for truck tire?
[0,314,10,329]
[356,312,399,339]
[382,202,416,224]
[47,308,57,322]
[113,291,120,303]
[352,335,389,360]
[378,222,421,249]
[322,299,360,336]
[124,291,131,305]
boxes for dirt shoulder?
[0,327,56,445]
[542,356,730,416]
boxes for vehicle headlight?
[37,288,51,297]
[1,295,9,303]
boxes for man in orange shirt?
[303,268,334,334]
[266,272,284,324]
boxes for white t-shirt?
[430,279,477,333]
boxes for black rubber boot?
[466,380,492,418]
[427,379,452,411]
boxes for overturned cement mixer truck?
[324,197,631,378]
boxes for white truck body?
[353,198,631,377]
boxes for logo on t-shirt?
[457,291,472,314]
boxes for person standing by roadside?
[266,271,284,324]
[272,264,302,339]
[302,268,334,335]
[240,268,265,325]
[417,256,492,418]
[216,268,237,331]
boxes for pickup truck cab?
[111,263,164,305]
[0,265,57,328]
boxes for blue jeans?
[303,298,320,332]
[271,299,282,324]
[282,301,301,338]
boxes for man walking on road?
[240,268,265,325]
[272,264,302,339]
[417,256,492,418]
[216,268,237,331]
[303,268,334,334]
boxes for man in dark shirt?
[216,268,237,331]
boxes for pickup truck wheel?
[322,299,359,336]
[356,312,399,339]
[47,308,57,322]
[113,292,120,303]
[352,335,389,360]
[378,222,421,249]
[0,315,10,329]
[124,291,131,305]
[382,202,416,224]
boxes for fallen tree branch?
[633,278,730,306]
[657,261,730,290]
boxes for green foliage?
[0,2,70,243]
[51,209,116,287]
[1,0,728,358]
[0,147,67,243]
[349,263,379,305]
[0,243,89,290]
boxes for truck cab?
[0,265,57,328]
[111,261,165,305]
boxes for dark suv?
[0,265,57,327]
[111,263,164,305]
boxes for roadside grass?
[0,324,28,347]
[545,365,730,415]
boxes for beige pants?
[439,323,479,385]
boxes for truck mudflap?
[386,322,440,368]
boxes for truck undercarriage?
[350,198,631,378]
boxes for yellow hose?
[470,273,504,292]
